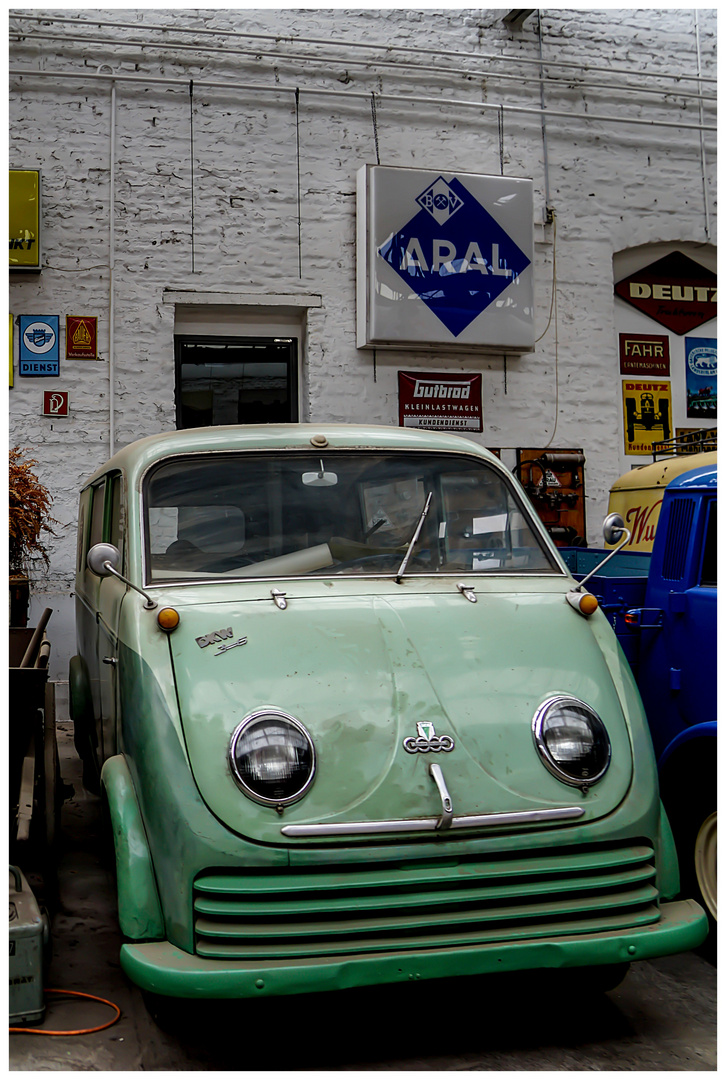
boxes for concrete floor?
[9,721,717,1071]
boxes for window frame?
[174,334,300,429]
[140,448,563,586]
[698,497,717,588]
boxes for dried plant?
[9,447,58,575]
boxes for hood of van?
[168,588,633,845]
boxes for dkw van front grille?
[193,841,659,960]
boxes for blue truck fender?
[657,721,717,772]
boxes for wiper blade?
[395,491,433,583]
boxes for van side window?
[108,473,124,551]
[76,488,92,573]
[699,500,717,587]
[89,479,107,548]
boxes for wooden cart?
[9,610,60,865]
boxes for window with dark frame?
[174,336,299,429]
[699,499,717,587]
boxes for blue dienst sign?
[19,315,60,376]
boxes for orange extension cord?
[9,988,121,1036]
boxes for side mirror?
[602,513,626,547]
[87,542,122,576]
[86,542,157,609]
[572,513,632,594]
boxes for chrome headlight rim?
[229,708,316,807]
[532,695,611,788]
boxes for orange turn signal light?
[579,593,599,616]
[566,589,599,617]
[157,607,180,631]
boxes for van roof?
[81,423,498,489]
[609,451,717,495]
[666,461,717,492]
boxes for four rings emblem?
[403,721,455,754]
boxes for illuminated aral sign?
[9,170,42,272]
[357,165,534,352]
[614,251,716,334]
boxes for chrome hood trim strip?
[280,805,584,838]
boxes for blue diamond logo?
[378,176,530,338]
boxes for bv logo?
[416,178,464,225]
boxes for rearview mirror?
[87,542,157,609]
[602,513,626,546]
[302,460,338,487]
[87,543,122,577]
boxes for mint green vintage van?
[70,423,706,1001]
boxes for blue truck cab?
[562,461,717,938]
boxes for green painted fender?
[657,799,681,901]
[101,755,165,942]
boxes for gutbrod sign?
[357,166,534,351]
[398,371,482,432]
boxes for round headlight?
[532,696,611,787]
[229,710,315,806]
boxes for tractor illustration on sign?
[626,392,671,444]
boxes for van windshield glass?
[143,451,558,581]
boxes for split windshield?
[143,451,557,582]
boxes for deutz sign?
[357,166,534,351]
[614,251,717,335]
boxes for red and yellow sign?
[621,380,673,456]
[66,316,98,359]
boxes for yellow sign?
[621,379,672,456]
[9,170,41,271]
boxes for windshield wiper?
[395,492,433,583]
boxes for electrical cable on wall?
[295,88,302,279]
[11,14,717,101]
[538,213,559,449]
[9,66,715,135]
[370,92,381,165]
[370,91,380,383]
[189,79,196,273]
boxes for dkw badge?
[403,721,455,754]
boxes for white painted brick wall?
[9,8,717,707]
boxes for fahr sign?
[614,251,717,335]
[357,166,534,352]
